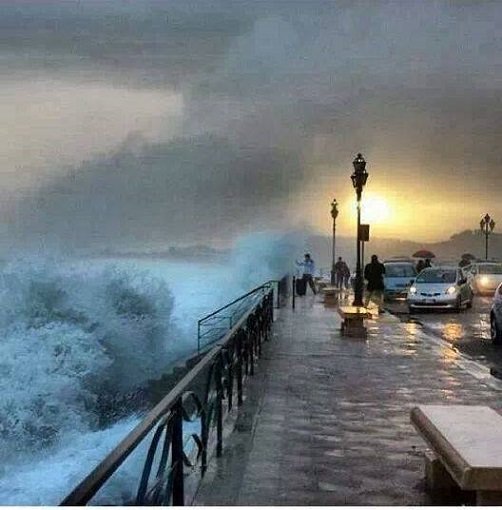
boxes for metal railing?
[60,282,281,506]
[197,276,288,353]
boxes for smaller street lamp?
[330,199,339,286]
[480,213,496,261]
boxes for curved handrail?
[60,286,276,506]
[197,276,288,353]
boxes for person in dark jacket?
[364,254,386,311]
[424,258,432,269]
[416,259,425,274]
[459,257,470,268]
[334,256,350,289]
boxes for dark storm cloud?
[10,135,304,252]
[4,0,502,249]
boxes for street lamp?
[330,199,339,286]
[351,153,369,307]
[480,213,496,260]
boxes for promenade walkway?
[195,294,502,505]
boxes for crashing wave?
[0,261,176,460]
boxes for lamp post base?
[331,267,336,287]
[352,276,364,307]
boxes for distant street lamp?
[330,199,339,286]
[480,213,496,260]
[351,153,369,307]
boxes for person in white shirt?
[296,253,317,295]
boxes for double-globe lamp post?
[330,199,339,286]
[351,153,369,307]
[480,213,496,261]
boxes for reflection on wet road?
[386,296,502,372]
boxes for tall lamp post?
[351,153,369,307]
[480,213,496,260]
[330,199,339,286]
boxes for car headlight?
[446,286,457,295]
[409,286,417,294]
[480,276,489,286]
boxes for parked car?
[490,282,502,344]
[407,267,473,312]
[464,262,502,295]
[383,260,417,300]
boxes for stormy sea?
[0,233,297,505]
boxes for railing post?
[201,407,208,475]
[236,332,243,406]
[226,348,233,412]
[292,276,296,309]
[216,356,224,457]
[243,329,249,376]
[171,398,184,506]
[248,322,255,376]
[256,307,262,357]
[197,321,201,354]
[268,292,274,332]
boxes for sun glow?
[361,195,392,224]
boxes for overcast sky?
[2,0,501,252]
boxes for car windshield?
[478,264,502,275]
[416,269,456,284]
[385,264,416,277]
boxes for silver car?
[407,267,473,312]
[465,262,502,295]
[490,282,502,344]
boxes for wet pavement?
[386,296,502,374]
[195,294,502,506]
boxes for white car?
[490,282,502,344]
[383,261,417,300]
[465,262,502,295]
[407,267,473,312]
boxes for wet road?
[385,296,502,374]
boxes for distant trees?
[450,230,474,240]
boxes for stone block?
[424,450,456,490]
[476,490,502,505]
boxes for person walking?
[416,259,425,274]
[334,256,350,289]
[296,253,317,295]
[364,254,386,312]
[459,257,470,268]
[342,260,351,290]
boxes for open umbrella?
[461,253,476,261]
[412,249,436,259]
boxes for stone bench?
[337,305,371,338]
[322,286,339,306]
[410,405,502,505]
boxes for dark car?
[490,282,502,344]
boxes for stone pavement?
[195,294,502,505]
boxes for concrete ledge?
[411,405,502,505]
[338,306,371,338]
[322,286,339,306]
[338,306,372,318]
